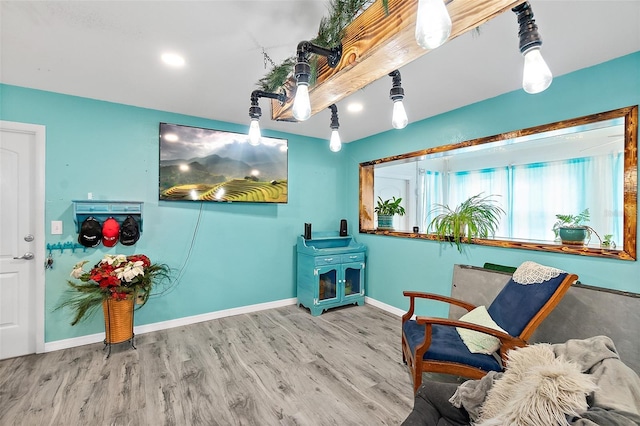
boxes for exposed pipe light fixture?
[292,41,342,121]
[328,104,342,152]
[513,2,552,94]
[389,70,408,129]
[415,0,452,50]
[248,89,286,146]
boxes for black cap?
[78,216,102,247]
[119,215,140,246]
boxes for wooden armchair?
[401,261,578,393]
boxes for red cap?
[102,217,120,247]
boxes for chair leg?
[413,360,423,393]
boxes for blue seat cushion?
[403,320,502,372]
[488,272,567,337]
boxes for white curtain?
[418,153,623,244]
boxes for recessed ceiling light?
[161,53,185,67]
[347,102,363,113]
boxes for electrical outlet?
[51,221,63,235]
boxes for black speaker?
[339,219,348,236]
[304,223,312,239]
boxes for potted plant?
[427,193,505,253]
[374,196,406,230]
[602,234,616,248]
[552,208,601,246]
[56,254,171,342]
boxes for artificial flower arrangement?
[57,254,170,325]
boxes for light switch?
[51,221,63,235]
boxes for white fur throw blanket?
[450,336,640,426]
[475,344,596,425]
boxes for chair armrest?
[414,316,526,363]
[402,291,477,323]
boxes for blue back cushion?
[487,272,567,336]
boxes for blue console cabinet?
[296,232,366,316]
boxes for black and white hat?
[78,216,102,247]
[119,215,140,246]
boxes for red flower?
[128,254,151,268]
[111,291,129,300]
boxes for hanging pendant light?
[415,0,452,50]
[292,41,342,121]
[513,2,552,94]
[247,90,286,146]
[328,104,342,152]
[389,70,408,129]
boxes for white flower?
[116,261,145,283]
[70,260,89,278]
[101,254,127,266]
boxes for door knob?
[13,252,34,260]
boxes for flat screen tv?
[159,123,288,203]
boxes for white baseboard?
[364,296,404,317]
[44,332,106,353]
[44,296,404,353]
[44,297,297,353]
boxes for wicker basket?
[102,297,134,344]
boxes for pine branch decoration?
[257,0,389,92]
[257,57,296,93]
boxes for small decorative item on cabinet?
[296,231,366,316]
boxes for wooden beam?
[271,0,525,121]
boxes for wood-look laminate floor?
[0,304,418,425]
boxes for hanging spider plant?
[428,193,505,253]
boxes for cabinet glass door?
[318,268,337,301]
[343,264,362,297]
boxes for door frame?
[1,120,46,354]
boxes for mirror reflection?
[360,106,637,260]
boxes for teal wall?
[345,51,640,315]
[1,51,639,343]
[0,85,348,342]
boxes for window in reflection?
[417,153,623,244]
[403,118,625,245]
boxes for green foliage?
[257,57,296,93]
[552,208,590,239]
[602,234,615,248]
[552,208,602,244]
[257,0,389,92]
[427,193,505,253]
[57,282,109,326]
[374,196,406,216]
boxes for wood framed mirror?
[359,106,638,260]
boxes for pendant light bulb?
[522,47,553,94]
[248,119,261,146]
[329,129,342,152]
[392,100,408,129]
[415,0,452,50]
[293,84,311,121]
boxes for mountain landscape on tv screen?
[159,133,288,203]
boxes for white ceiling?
[2,1,639,143]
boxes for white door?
[0,121,45,359]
